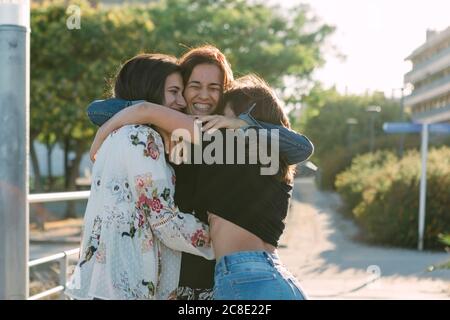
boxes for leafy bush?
[316,135,420,190]
[335,150,397,216]
[336,147,450,249]
[439,233,450,247]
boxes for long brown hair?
[223,75,296,184]
[113,53,180,104]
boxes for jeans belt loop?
[223,255,229,274]
[264,251,275,267]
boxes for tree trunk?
[64,138,70,189]
[46,141,55,191]
[64,142,86,219]
[30,139,43,193]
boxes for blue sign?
[428,124,450,134]
[383,122,450,134]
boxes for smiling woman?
[184,64,223,115]
[65,53,215,300]
[179,45,234,116]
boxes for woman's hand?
[197,115,247,134]
[90,125,110,162]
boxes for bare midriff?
[208,213,276,260]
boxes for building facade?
[404,27,450,124]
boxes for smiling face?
[163,72,187,111]
[183,63,223,116]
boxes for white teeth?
[193,103,210,110]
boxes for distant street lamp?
[346,118,358,148]
[366,105,381,152]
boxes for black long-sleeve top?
[175,130,292,289]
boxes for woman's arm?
[198,112,314,165]
[240,115,314,165]
[90,102,200,161]
[87,98,144,126]
[89,100,314,165]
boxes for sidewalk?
[30,219,82,260]
[30,218,82,244]
[29,178,450,299]
[278,178,450,299]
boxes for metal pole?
[347,126,352,149]
[398,88,405,158]
[346,118,358,151]
[418,124,429,251]
[59,256,68,300]
[0,0,30,299]
[369,114,375,152]
[367,106,380,153]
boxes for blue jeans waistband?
[215,250,281,274]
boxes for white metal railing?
[28,248,80,300]
[28,191,90,203]
[28,191,88,300]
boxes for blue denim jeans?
[213,251,307,300]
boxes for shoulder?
[101,125,164,159]
[107,125,162,146]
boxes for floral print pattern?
[176,287,214,300]
[65,125,214,300]
[79,215,102,267]
[129,125,162,160]
[113,271,155,300]
[191,229,211,248]
[107,177,132,204]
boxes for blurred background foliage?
[30,0,448,249]
[30,0,334,196]
[335,148,450,250]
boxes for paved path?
[30,177,450,299]
[30,219,82,260]
[278,178,450,299]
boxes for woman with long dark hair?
[201,75,307,299]
[65,54,214,300]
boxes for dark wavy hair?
[223,75,296,183]
[113,53,180,104]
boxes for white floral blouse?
[65,125,214,300]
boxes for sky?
[272,0,450,97]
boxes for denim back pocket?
[231,272,276,285]
[229,271,282,300]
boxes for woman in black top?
[90,74,308,299]
[193,75,307,299]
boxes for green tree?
[299,88,421,189]
[31,0,155,216]
[31,0,334,216]
[147,0,334,87]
